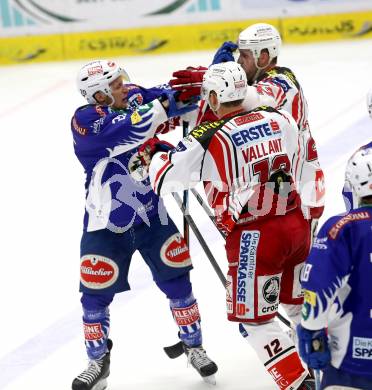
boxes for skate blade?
[203,374,216,385]
[92,379,107,390]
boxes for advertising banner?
[1,0,371,37]
[0,0,371,65]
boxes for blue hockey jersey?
[301,206,372,378]
[71,84,172,232]
[343,141,372,210]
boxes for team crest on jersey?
[128,93,144,109]
[160,233,191,268]
[128,153,149,181]
[80,255,119,289]
[258,274,281,316]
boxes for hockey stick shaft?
[190,188,293,330]
[314,369,321,390]
[182,121,190,246]
[172,192,226,286]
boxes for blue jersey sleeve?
[301,215,352,329]
[71,100,168,161]
[127,83,171,109]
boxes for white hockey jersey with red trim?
[149,106,302,234]
[196,66,325,219]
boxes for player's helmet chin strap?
[252,54,273,83]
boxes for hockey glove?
[160,90,198,118]
[211,41,238,65]
[138,138,175,168]
[169,66,207,101]
[297,325,331,370]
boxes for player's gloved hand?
[297,325,331,369]
[138,138,175,168]
[160,90,199,118]
[169,66,208,101]
[211,41,238,65]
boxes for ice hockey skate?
[183,344,218,385]
[72,339,112,390]
[164,340,218,384]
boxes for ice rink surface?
[0,38,371,389]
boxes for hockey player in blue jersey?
[70,60,218,390]
[342,89,372,211]
[297,147,372,389]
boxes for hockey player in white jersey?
[169,23,325,236]
[140,62,316,389]
[297,147,372,389]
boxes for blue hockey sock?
[169,293,202,347]
[83,306,110,360]
[81,293,113,360]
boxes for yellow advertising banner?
[63,18,277,60]
[283,10,372,43]
[0,11,371,65]
[0,34,64,65]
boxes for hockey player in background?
[297,147,372,389]
[343,88,372,210]
[140,62,315,389]
[169,22,325,249]
[70,60,218,390]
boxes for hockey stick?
[182,121,190,246]
[163,191,227,359]
[314,369,321,390]
[190,188,293,330]
[173,191,226,286]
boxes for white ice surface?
[0,38,371,390]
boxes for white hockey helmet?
[77,60,130,104]
[367,88,372,118]
[201,62,247,110]
[345,148,372,200]
[238,23,281,64]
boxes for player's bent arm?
[73,100,168,153]
[149,135,206,196]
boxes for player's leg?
[137,215,218,381]
[72,228,135,390]
[280,208,311,326]
[225,214,310,390]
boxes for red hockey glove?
[138,138,175,168]
[169,66,208,101]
